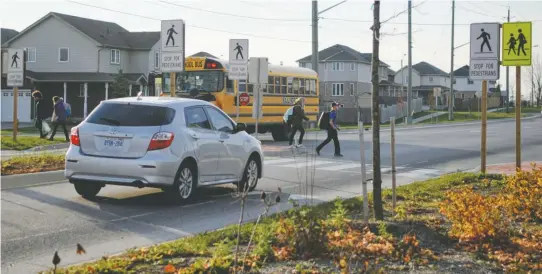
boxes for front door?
[204,106,244,181]
[183,106,222,183]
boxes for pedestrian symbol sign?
[7,48,23,72]
[229,39,249,65]
[161,19,185,53]
[502,21,532,66]
[469,23,500,60]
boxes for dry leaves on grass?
[1,154,65,175]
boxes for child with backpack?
[287,97,309,148]
[316,102,342,157]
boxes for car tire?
[168,161,197,204]
[237,156,259,193]
[73,181,102,199]
[271,124,289,142]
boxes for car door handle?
[219,139,225,143]
[190,133,199,140]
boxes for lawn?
[1,136,66,150]
[1,124,75,135]
[43,166,542,273]
[1,153,65,175]
[417,111,527,125]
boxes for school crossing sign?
[502,21,532,66]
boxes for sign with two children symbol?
[502,22,532,66]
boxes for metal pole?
[236,81,240,122]
[407,0,413,124]
[505,8,510,113]
[311,0,318,75]
[481,80,487,174]
[255,61,261,140]
[449,0,455,120]
[401,59,405,123]
[515,66,521,169]
[358,110,368,224]
[13,87,18,142]
[390,116,396,210]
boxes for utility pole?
[449,0,455,120]
[407,0,413,124]
[311,0,318,75]
[505,7,510,113]
[371,0,384,221]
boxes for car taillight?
[70,127,80,146]
[148,132,175,151]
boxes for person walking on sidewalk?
[32,90,48,139]
[288,97,309,148]
[316,102,342,157]
[49,96,70,142]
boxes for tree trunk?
[371,0,384,221]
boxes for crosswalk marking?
[319,163,363,171]
[265,158,299,165]
[277,160,332,168]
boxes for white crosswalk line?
[277,160,332,168]
[264,158,296,164]
[319,163,362,171]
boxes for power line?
[65,0,311,43]
[158,0,309,22]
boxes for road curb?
[1,170,66,190]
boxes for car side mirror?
[234,123,246,133]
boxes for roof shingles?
[297,44,389,67]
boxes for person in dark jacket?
[32,90,48,138]
[288,97,309,148]
[49,96,70,141]
[316,102,342,157]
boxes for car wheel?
[73,181,102,199]
[238,157,259,193]
[169,162,197,203]
[271,124,289,141]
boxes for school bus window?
[310,79,317,95]
[226,78,233,93]
[287,77,293,94]
[280,77,287,94]
[247,83,254,94]
[299,79,306,95]
[267,76,274,94]
[274,77,280,94]
[293,78,300,94]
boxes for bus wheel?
[271,124,289,141]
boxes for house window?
[110,49,120,64]
[350,63,356,71]
[58,47,69,62]
[429,77,434,82]
[154,50,160,69]
[350,83,355,96]
[332,83,344,96]
[468,80,474,84]
[79,84,86,97]
[404,76,408,83]
[453,79,456,84]
[332,62,344,71]
[324,63,327,70]
[300,63,305,68]
[25,47,36,62]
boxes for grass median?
[1,136,66,150]
[1,153,65,176]
[43,166,542,273]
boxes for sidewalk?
[486,161,542,175]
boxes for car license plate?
[104,138,123,147]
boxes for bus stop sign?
[239,92,250,106]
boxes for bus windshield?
[177,71,224,93]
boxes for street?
[2,118,542,274]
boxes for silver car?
[65,96,264,203]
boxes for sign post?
[502,21,532,169]
[229,39,249,122]
[161,19,185,97]
[7,48,25,141]
[248,57,268,139]
[469,22,501,174]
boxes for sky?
[1,0,541,96]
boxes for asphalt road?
[2,117,541,274]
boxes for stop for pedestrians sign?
[239,92,250,106]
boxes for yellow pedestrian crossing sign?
[502,21,532,66]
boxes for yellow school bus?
[160,56,319,141]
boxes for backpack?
[283,106,294,123]
[318,111,330,129]
[64,102,71,117]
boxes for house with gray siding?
[297,44,391,123]
[1,12,160,119]
[394,61,452,107]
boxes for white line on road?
[319,163,363,171]
[277,160,332,168]
[264,158,295,164]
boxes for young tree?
[111,69,130,98]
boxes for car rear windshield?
[86,103,176,127]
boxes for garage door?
[1,89,32,123]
